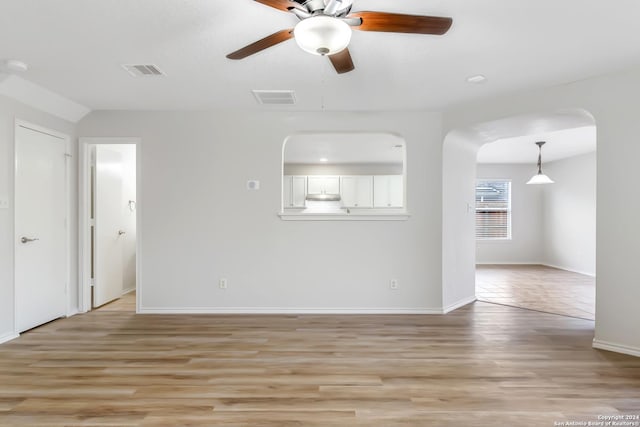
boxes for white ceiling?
[1,0,640,111]
[477,126,596,164]
[285,133,404,164]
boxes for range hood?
[306,193,341,202]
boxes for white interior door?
[15,124,67,333]
[93,146,124,307]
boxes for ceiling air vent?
[122,64,165,77]
[252,90,296,105]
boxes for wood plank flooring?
[476,264,595,320]
[98,290,136,312]
[1,302,639,426]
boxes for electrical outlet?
[0,196,8,209]
[390,279,399,290]
[219,278,228,289]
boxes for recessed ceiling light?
[1,59,29,73]
[319,157,328,162]
[466,74,487,84]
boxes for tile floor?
[476,264,595,320]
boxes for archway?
[442,109,596,312]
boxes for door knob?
[21,237,39,244]
[118,230,126,236]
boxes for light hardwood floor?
[1,302,638,426]
[476,264,595,320]
[97,290,136,312]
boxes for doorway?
[14,121,70,333]
[474,126,596,320]
[442,109,597,315]
[79,138,140,313]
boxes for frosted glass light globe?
[294,16,352,56]
[526,173,554,185]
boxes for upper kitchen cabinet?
[341,176,373,208]
[283,175,307,208]
[374,175,403,208]
[307,176,340,195]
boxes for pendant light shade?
[294,16,352,56]
[526,141,554,185]
[526,173,554,185]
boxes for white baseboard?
[593,339,640,358]
[542,263,596,277]
[0,332,19,345]
[476,262,596,277]
[476,262,541,265]
[442,296,477,314]
[122,287,136,295]
[138,306,442,315]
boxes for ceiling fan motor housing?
[294,0,352,16]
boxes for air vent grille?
[122,64,165,77]
[252,90,296,105]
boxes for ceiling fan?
[226,0,452,74]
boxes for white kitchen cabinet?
[307,176,340,195]
[283,175,307,208]
[373,175,403,208]
[340,176,373,208]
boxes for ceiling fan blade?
[328,48,355,74]
[226,29,294,60]
[349,11,452,35]
[254,0,299,12]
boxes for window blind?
[476,180,511,240]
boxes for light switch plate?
[0,196,9,209]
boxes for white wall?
[0,95,77,343]
[442,131,478,310]
[283,163,403,176]
[443,65,640,356]
[542,152,596,276]
[476,163,543,264]
[78,111,444,313]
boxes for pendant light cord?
[537,148,543,174]
[320,59,326,111]
[536,141,545,174]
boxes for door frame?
[14,119,72,333]
[78,137,141,313]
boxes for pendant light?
[526,141,554,184]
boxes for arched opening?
[279,132,409,220]
[442,109,596,314]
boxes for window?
[476,180,511,240]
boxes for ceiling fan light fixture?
[294,16,352,56]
